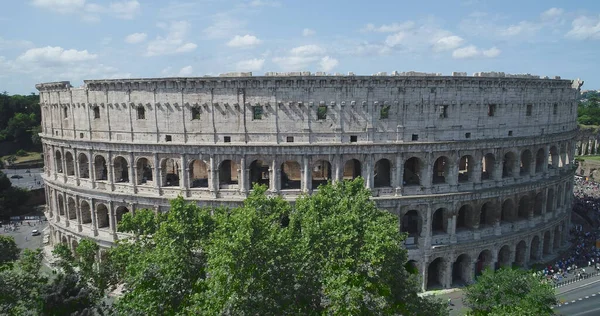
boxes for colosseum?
[37,72,582,291]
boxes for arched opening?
[458,155,473,183]
[557,185,564,208]
[432,208,446,235]
[65,152,75,176]
[476,250,492,276]
[403,157,421,186]
[78,153,89,178]
[189,160,209,188]
[498,245,512,268]
[554,226,561,250]
[161,158,180,187]
[427,258,444,290]
[518,196,530,220]
[560,143,568,167]
[543,231,551,255]
[113,156,129,183]
[564,183,572,206]
[457,204,474,230]
[546,188,555,213]
[61,236,68,244]
[374,159,391,187]
[71,240,79,255]
[67,197,76,220]
[502,152,516,178]
[534,192,544,216]
[405,260,418,275]
[530,236,540,261]
[452,254,471,286]
[481,153,495,181]
[94,155,107,181]
[401,210,420,236]
[432,156,449,184]
[55,150,63,173]
[115,206,129,224]
[219,160,239,188]
[515,240,527,267]
[535,148,545,173]
[343,159,361,181]
[501,199,516,222]
[548,146,559,169]
[136,158,153,185]
[80,201,91,224]
[281,161,301,190]
[479,202,494,227]
[311,160,331,189]
[249,160,270,188]
[96,204,109,229]
[57,194,65,216]
[520,150,532,176]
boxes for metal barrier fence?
[553,271,600,288]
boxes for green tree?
[464,268,556,316]
[0,236,20,266]
[0,249,47,315]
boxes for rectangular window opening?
[137,106,146,120]
[317,105,327,120]
[63,107,68,118]
[411,134,419,141]
[165,135,172,142]
[286,136,294,143]
[93,106,100,119]
[487,104,496,117]
[192,107,201,120]
[508,130,513,136]
[526,104,532,116]
[79,133,84,139]
[465,132,471,139]
[440,105,449,118]
[553,103,558,115]
[380,104,390,119]
[224,136,231,143]
[253,106,263,120]
[350,135,358,143]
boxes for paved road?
[555,276,600,315]
[1,168,45,190]
[1,220,48,251]
[555,293,600,315]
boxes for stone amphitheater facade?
[38,73,582,291]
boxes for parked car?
[10,175,23,179]
[31,229,40,236]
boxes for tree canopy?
[109,179,447,315]
[0,92,40,147]
[463,268,557,316]
[578,91,600,126]
[0,171,32,220]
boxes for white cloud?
[249,0,280,7]
[0,37,34,51]
[362,21,415,33]
[498,21,540,37]
[146,21,197,56]
[432,35,464,52]
[17,46,97,65]
[109,0,140,19]
[452,45,501,59]
[319,56,338,72]
[566,15,600,40]
[31,0,85,14]
[236,58,265,71]
[31,0,140,20]
[203,13,246,39]
[302,28,315,37]
[482,46,501,57]
[384,32,406,47]
[178,65,193,76]
[227,34,262,48]
[125,32,147,44]
[541,8,564,20]
[273,44,328,70]
[290,44,325,56]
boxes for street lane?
[555,294,600,316]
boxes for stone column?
[209,155,217,198]
[470,260,478,283]
[108,201,117,240]
[448,155,459,189]
[240,157,248,194]
[449,214,457,244]
[153,153,160,191]
[333,155,342,184]
[107,151,114,191]
[493,156,503,182]
[74,148,80,185]
[491,250,499,270]
[180,154,188,195]
[88,149,95,189]
[61,147,67,182]
[365,155,374,189]
[91,200,98,236]
[443,260,453,289]
[472,154,482,185]
[421,205,432,248]
[129,152,136,192]
[423,153,433,193]
[420,259,428,292]
[76,196,82,232]
[395,154,404,196]
[524,242,532,267]
[302,156,311,193]
[271,159,279,192]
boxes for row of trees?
[0,179,557,315]
[578,90,600,126]
[0,92,41,149]
[0,171,31,219]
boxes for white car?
[31,229,40,236]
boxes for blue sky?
[1,0,599,94]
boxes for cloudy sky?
[0,0,599,94]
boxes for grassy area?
[577,155,600,162]
[1,151,43,165]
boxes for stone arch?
[546,188,555,213]
[113,156,129,183]
[57,194,65,216]
[94,155,107,181]
[548,146,559,169]
[311,159,331,189]
[476,249,493,276]
[458,155,474,183]
[65,151,75,176]
[543,231,552,255]
[55,150,63,173]
[249,159,270,188]
[161,158,180,187]
[502,151,516,178]
[534,192,544,216]
[432,156,450,184]
[136,157,153,185]
[457,204,476,230]
[374,158,391,187]
[115,206,129,224]
[78,153,89,178]
[530,235,541,261]
[518,195,530,220]
[67,197,76,220]
[96,204,109,229]
[479,202,496,227]
[189,159,209,188]
[535,148,545,173]
[281,161,301,190]
[61,235,68,244]
[481,153,495,181]
[219,160,239,188]
[520,149,532,176]
[343,159,362,181]
[452,254,472,286]
[501,198,516,222]
[80,200,91,224]
[431,208,447,235]
[515,240,527,267]
[427,257,445,290]
[403,157,421,186]
[498,245,512,268]
[401,210,421,236]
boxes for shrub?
[16,149,27,157]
